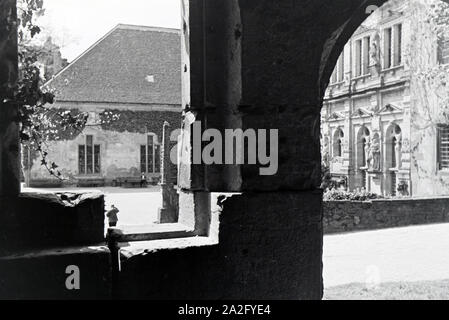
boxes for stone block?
[0,246,111,299]
[0,192,105,254]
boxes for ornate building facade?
[322,0,449,196]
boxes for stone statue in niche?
[398,180,409,196]
[368,136,381,171]
[402,138,410,153]
[369,32,381,74]
[395,139,402,169]
[322,138,330,167]
[364,137,371,168]
[369,103,379,113]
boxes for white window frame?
[78,135,101,176]
[140,133,161,175]
[382,20,403,70]
[352,32,372,78]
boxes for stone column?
[158,121,179,223]
[176,0,327,298]
[0,0,20,197]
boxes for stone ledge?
[118,236,218,259]
[0,244,109,260]
[0,192,105,255]
[108,223,195,242]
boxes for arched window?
[357,126,370,169]
[387,124,402,170]
[392,136,397,168]
[333,129,344,157]
[386,124,402,196]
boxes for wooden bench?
[29,179,63,188]
[77,177,105,187]
[114,177,143,188]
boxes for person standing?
[106,205,119,227]
[140,172,147,188]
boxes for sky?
[36,0,181,61]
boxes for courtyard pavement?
[324,223,449,288]
[20,187,449,290]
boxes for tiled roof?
[45,24,181,106]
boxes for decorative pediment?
[352,107,372,118]
[379,103,402,113]
[328,111,345,121]
[353,25,375,37]
[383,9,404,22]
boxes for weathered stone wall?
[0,192,109,300]
[324,197,449,234]
[118,191,323,300]
[0,246,111,300]
[0,192,105,254]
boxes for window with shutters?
[438,125,449,170]
[330,52,344,84]
[78,135,101,175]
[354,36,370,77]
[140,134,161,174]
[331,68,337,84]
[338,51,345,82]
[383,23,402,69]
[355,39,362,76]
[384,27,392,69]
[438,36,449,65]
[362,36,370,75]
[393,23,402,66]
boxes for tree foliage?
[12,0,118,180]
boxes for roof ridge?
[43,24,122,87]
[44,24,181,88]
[116,23,181,34]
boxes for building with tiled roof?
[46,24,181,106]
[26,24,182,187]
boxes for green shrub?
[323,188,385,202]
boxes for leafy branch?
[11,0,120,181]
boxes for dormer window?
[145,75,155,83]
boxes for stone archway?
[4,0,449,300]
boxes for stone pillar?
[158,121,179,223]
[176,0,328,298]
[0,0,20,197]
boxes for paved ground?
[324,223,449,289]
[20,187,449,292]
[23,186,162,227]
